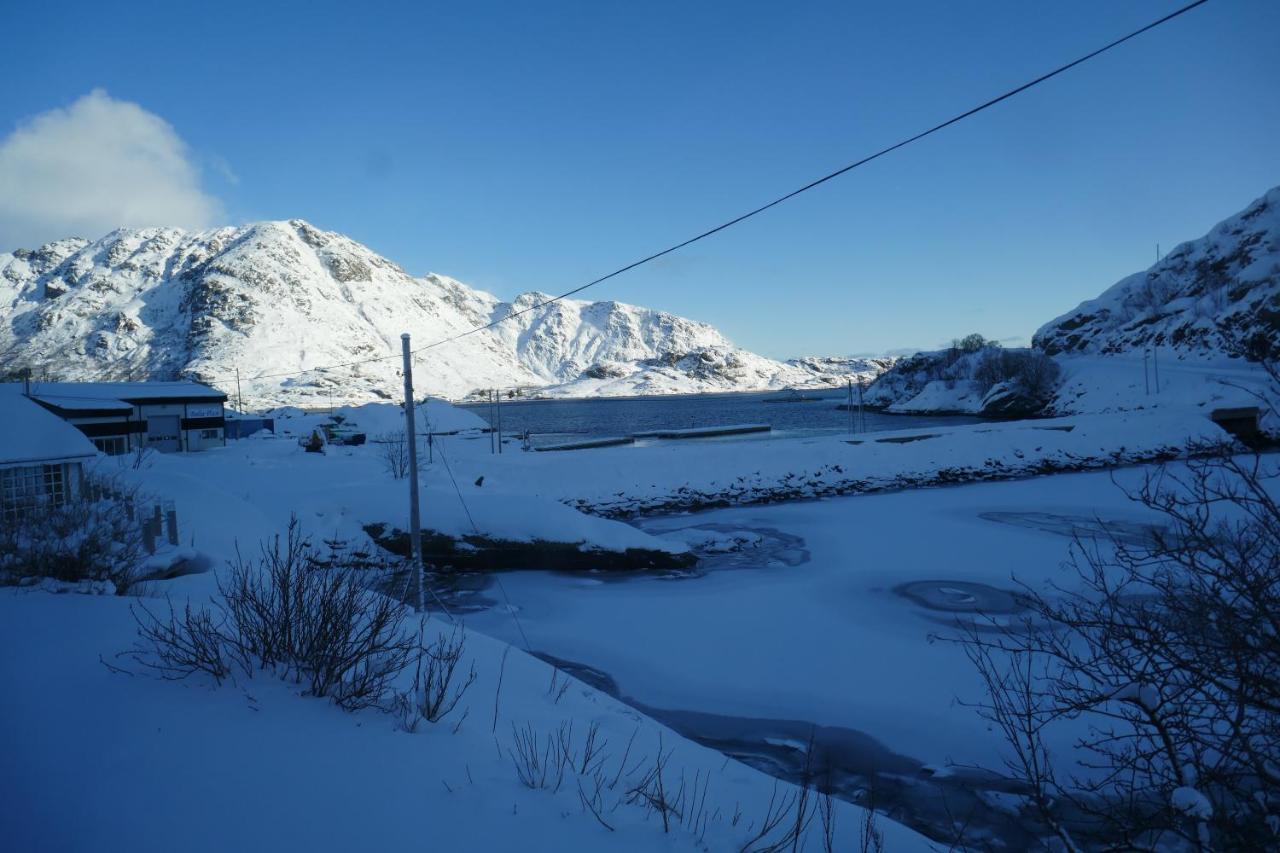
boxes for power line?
[210,0,1211,386]
[412,0,1209,357]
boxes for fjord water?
[459,389,984,445]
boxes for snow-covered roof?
[15,381,227,403]
[0,394,99,467]
[26,393,133,413]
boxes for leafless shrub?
[128,599,231,683]
[610,726,641,790]
[818,787,837,853]
[626,734,680,833]
[858,790,883,853]
[0,471,148,593]
[129,518,416,711]
[492,644,510,733]
[959,446,1280,850]
[398,624,477,728]
[509,720,570,791]
[578,774,617,832]
[375,431,412,479]
[547,667,573,704]
[973,347,1062,399]
[579,721,608,776]
[737,781,803,853]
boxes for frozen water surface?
[463,464,1174,842]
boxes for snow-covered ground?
[0,395,1255,848]
[2,402,948,851]
[428,407,1233,516]
[0,589,931,852]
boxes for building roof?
[2,380,228,405]
[0,394,99,468]
[28,394,134,414]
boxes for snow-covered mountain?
[1034,185,1280,360]
[861,187,1280,418]
[0,220,885,408]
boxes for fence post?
[166,507,178,546]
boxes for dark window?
[93,436,129,456]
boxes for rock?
[979,381,1047,419]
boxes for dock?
[534,436,636,452]
[632,423,771,439]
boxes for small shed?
[0,395,98,521]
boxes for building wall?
[57,399,226,454]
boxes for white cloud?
[0,90,224,250]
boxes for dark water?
[460,390,984,446]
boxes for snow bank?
[0,586,931,852]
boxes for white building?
[0,381,228,455]
[0,395,97,521]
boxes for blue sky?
[1,0,1276,358]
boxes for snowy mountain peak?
[0,220,883,407]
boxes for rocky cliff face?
[0,220,884,407]
[1034,186,1280,360]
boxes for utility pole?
[846,378,854,435]
[235,367,243,414]
[1143,349,1151,395]
[1152,345,1160,395]
[496,388,503,454]
[858,378,866,433]
[489,390,496,454]
[400,334,425,614]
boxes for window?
[199,429,220,440]
[92,436,129,456]
[1,463,68,521]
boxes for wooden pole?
[847,378,854,435]
[858,378,866,433]
[400,334,425,614]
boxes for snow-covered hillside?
[1034,185,1280,360]
[864,187,1280,418]
[0,220,884,407]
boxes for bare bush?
[626,734,680,833]
[129,599,232,683]
[130,518,416,711]
[375,431,411,479]
[960,447,1280,850]
[509,720,571,791]
[397,624,477,728]
[973,347,1061,399]
[0,472,148,593]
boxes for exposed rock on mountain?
[1034,186,1280,360]
[0,220,885,407]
